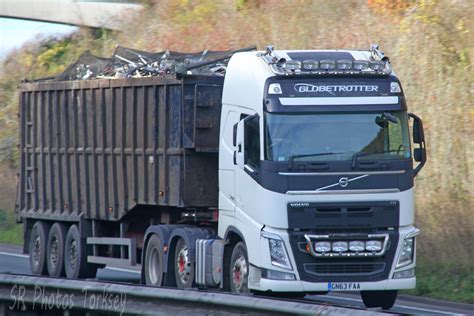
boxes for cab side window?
[244,115,260,168]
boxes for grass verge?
[0,209,22,245]
[403,258,474,303]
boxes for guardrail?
[0,274,383,315]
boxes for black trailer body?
[16,76,223,223]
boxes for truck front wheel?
[29,221,49,275]
[144,234,164,286]
[361,290,398,309]
[229,242,249,293]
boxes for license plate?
[328,282,361,291]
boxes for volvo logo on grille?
[338,177,349,188]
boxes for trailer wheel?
[29,221,49,275]
[64,224,97,279]
[229,242,249,293]
[174,238,194,289]
[144,235,164,286]
[361,290,398,309]
[46,222,66,277]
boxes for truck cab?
[217,46,426,308]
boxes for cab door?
[234,114,261,218]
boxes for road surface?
[0,244,471,315]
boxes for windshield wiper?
[351,150,400,168]
[289,152,344,169]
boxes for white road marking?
[0,251,28,259]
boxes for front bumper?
[255,275,416,292]
[250,225,418,292]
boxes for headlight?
[262,233,292,270]
[349,241,365,252]
[365,240,383,252]
[332,241,348,252]
[397,237,415,268]
[315,241,331,253]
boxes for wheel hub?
[232,255,247,291]
[50,237,59,268]
[33,235,41,263]
[69,240,77,270]
[176,246,190,284]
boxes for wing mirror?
[409,113,426,176]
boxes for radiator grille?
[304,262,385,276]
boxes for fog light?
[315,241,331,253]
[365,240,383,252]
[393,268,414,279]
[332,241,348,252]
[262,268,296,280]
[349,241,365,252]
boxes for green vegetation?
[0,0,472,303]
[404,257,474,303]
[0,209,22,245]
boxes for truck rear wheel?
[29,221,49,275]
[174,238,194,289]
[361,290,398,309]
[46,222,66,277]
[229,242,249,293]
[64,224,97,279]
[144,234,164,286]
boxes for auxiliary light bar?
[273,59,391,76]
[261,44,392,76]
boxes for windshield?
[265,111,411,162]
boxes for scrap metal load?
[55,45,257,81]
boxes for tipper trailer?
[16,45,426,309]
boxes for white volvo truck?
[17,45,425,310]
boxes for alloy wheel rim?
[176,245,191,284]
[232,255,247,291]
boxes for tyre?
[229,242,249,293]
[174,238,194,289]
[144,234,165,286]
[46,222,67,277]
[361,290,398,309]
[29,221,49,275]
[64,224,97,279]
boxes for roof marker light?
[337,60,352,70]
[302,60,319,71]
[284,61,301,72]
[353,60,370,71]
[268,83,282,94]
[390,82,402,93]
[370,61,386,71]
[320,60,335,70]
